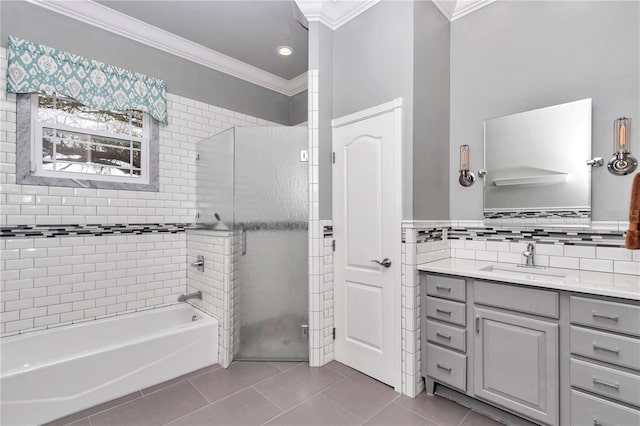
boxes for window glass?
[35,94,146,181]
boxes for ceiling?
[96,0,308,80]
[27,0,496,95]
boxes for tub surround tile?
[89,381,207,426]
[1,232,188,336]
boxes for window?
[16,94,159,191]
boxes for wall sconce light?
[608,117,637,176]
[459,144,475,187]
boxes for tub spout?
[178,290,202,302]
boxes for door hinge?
[332,152,335,164]
[332,240,335,252]
[475,316,480,334]
[332,327,336,340]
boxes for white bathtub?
[0,304,218,426]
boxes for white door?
[332,99,402,388]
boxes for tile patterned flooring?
[46,361,504,426]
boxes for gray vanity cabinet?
[473,307,559,426]
[421,272,640,425]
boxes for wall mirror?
[483,98,592,226]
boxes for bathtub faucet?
[178,290,202,302]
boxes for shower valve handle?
[371,258,392,268]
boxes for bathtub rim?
[0,303,217,378]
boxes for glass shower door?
[234,127,308,361]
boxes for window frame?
[16,94,159,192]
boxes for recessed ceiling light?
[277,46,293,56]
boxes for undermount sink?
[480,264,569,279]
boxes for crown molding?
[24,0,307,96]
[431,0,496,21]
[295,0,382,30]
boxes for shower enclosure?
[196,127,308,361]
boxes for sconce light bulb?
[619,121,627,149]
[608,117,637,175]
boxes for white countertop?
[417,258,640,301]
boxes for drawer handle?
[592,311,619,322]
[436,332,452,341]
[593,419,610,426]
[593,343,620,355]
[436,363,452,372]
[592,377,620,390]
[436,309,452,316]
[436,285,451,293]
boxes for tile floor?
[46,361,504,426]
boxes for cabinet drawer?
[426,296,466,326]
[571,296,640,337]
[571,358,640,407]
[426,275,466,302]
[425,319,466,352]
[571,389,640,426]
[571,326,640,370]
[474,280,558,318]
[426,343,466,391]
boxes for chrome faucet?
[522,243,535,267]
[178,290,202,302]
[190,255,205,272]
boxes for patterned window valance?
[6,36,168,123]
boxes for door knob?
[371,258,392,268]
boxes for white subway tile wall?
[0,46,280,341]
[307,70,332,367]
[0,233,186,336]
[401,221,450,397]
[186,229,238,367]
[447,222,639,276]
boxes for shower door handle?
[242,229,247,256]
[371,258,392,268]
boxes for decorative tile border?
[448,226,626,248]
[484,209,591,219]
[0,223,190,239]
[416,228,445,243]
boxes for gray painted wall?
[0,0,305,125]
[450,0,640,221]
[413,0,450,219]
[333,1,415,219]
[289,90,308,125]
[309,22,334,220]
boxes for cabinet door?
[473,307,559,426]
